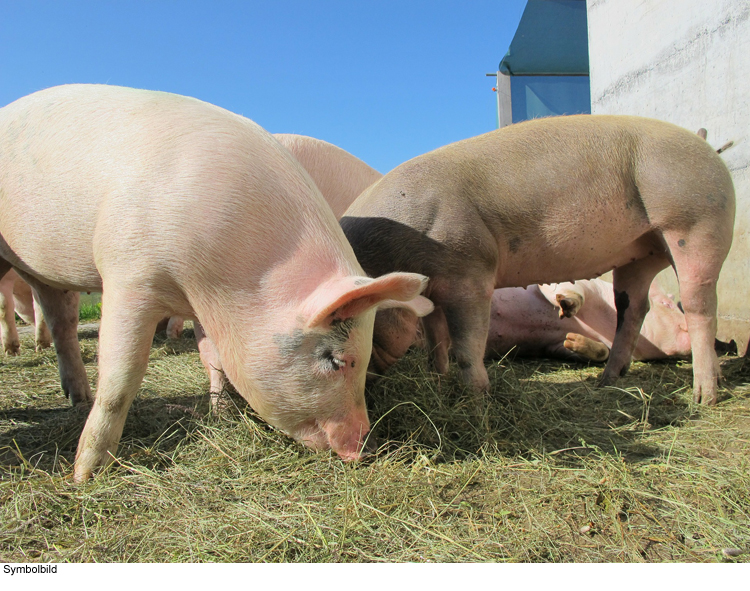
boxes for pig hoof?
[210,390,235,414]
[461,367,490,392]
[166,327,183,340]
[4,342,21,356]
[692,386,718,406]
[556,294,583,318]
[73,466,94,483]
[36,341,52,352]
[74,443,117,481]
[68,388,94,407]
[564,333,609,362]
[598,372,616,387]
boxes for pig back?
[343,115,735,287]
[274,134,383,219]
[0,84,354,294]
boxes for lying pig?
[165,132,383,340]
[0,84,431,480]
[0,268,51,354]
[342,115,735,405]
[485,279,691,362]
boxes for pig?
[164,134,385,402]
[0,268,51,354]
[485,279,691,362]
[164,134,382,343]
[0,84,432,481]
[274,133,383,219]
[341,115,735,405]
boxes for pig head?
[170,133,387,400]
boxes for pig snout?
[320,407,371,461]
[296,407,370,461]
[369,342,401,374]
[640,297,693,359]
[369,307,422,375]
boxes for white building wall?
[587,0,750,351]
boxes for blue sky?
[0,1,527,173]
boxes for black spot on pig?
[625,186,648,219]
[614,290,630,333]
[706,193,728,210]
[340,216,497,281]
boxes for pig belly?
[496,215,660,288]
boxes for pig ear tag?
[303,273,429,329]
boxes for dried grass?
[1,323,748,562]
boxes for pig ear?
[376,295,434,318]
[303,272,429,329]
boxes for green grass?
[78,293,102,322]
[78,302,102,322]
[0,324,748,562]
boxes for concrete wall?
[494,72,513,129]
[587,0,750,352]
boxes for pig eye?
[321,349,346,371]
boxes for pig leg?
[555,292,584,318]
[0,271,20,355]
[438,280,494,391]
[166,316,184,339]
[17,273,93,405]
[422,306,451,374]
[663,233,728,405]
[194,320,227,408]
[678,279,720,404]
[75,289,161,480]
[564,333,610,362]
[601,256,670,384]
[15,285,53,351]
[31,290,52,351]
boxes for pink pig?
[0,84,432,480]
[0,268,51,354]
[485,279,691,362]
[165,134,386,401]
[342,115,735,404]
[165,132,383,340]
[274,134,383,219]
